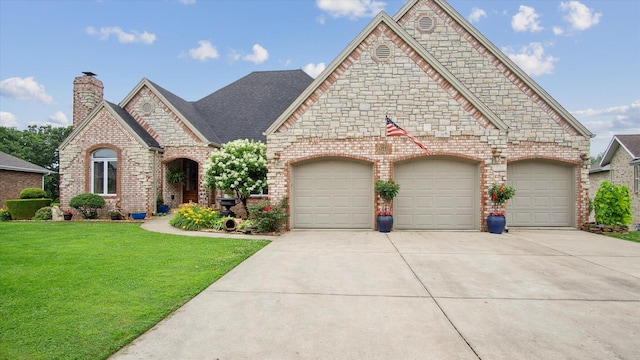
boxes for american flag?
[386,116,430,154]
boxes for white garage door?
[507,161,574,227]
[292,159,373,229]
[394,158,479,230]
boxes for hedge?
[5,199,52,220]
[19,187,47,199]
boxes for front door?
[183,159,198,203]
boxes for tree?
[0,125,72,201]
[591,152,603,165]
[204,139,267,216]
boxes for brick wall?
[0,170,44,207]
[73,75,103,128]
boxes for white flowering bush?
[204,139,267,215]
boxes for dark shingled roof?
[0,150,50,174]
[105,101,161,149]
[149,70,313,144]
[615,134,640,159]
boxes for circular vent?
[142,102,154,114]
[417,15,435,33]
[373,44,391,62]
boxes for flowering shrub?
[489,183,515,205]
[169,203,223,231]
[488,183,515,216]
[248,198,288,233]
[0,207,11,221]
[204,139,267,215]
[375,179,400,202]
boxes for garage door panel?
[293,159,373,229]
[395,158,478,230]
[507,161,574,227]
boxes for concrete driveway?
[111,229,640,359]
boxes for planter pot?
[377,215,393,233]
[131,212,146,220]
[110,214,120,220]
[63,213,73,221]
[487,215,506,234]
[157,204,170,214]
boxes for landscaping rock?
[51,206,64,221]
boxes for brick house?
[58,70,313,215]
[589,134,640,226]
[0,150,51,207]
[265,0,593,231]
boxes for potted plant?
[131,210,146,220]
[63,209,73,221]
[487,183,516,234]
[108,210,121,220]
[167,167,185,184]
[375,179,400,233]
[157,195,170,214]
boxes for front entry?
[183,159,199,204]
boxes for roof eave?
[0,165,51,174]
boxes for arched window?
[91,148,117,195]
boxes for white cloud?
[573,100,640,155]
[187,40,219,61]
[560,1,602,31]
[86,26,156,44]
[573,100,640,117]
[469,8,487,23]
[511,5,543,32]
[243,44,269,64]
[316,0,385,20]
[303,63,326,78]
[503,42,557,77]
[0,76,54,104]
[316,15,326,25]
[48,111,69,126]
[0,111,18,127]
[179,0,195,4]
[552,27,564,35]
[227,49,241,62]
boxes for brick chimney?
[72,72,103,128]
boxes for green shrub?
[5,199,52,220]
[248,198,288,233]
[19,187,47,199]
[0,207,11,221]
[169,203,223,231]
[69,193,106,219]
[594,181,632,226]
[32,206,52,220]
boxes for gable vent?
[417,15,436,33]
[141,102,154,115]
[374,44,391,62]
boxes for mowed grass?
[607,230,640,243]
[0,222,270,360]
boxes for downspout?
[152,150,158,215]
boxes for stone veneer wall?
[0,170,44,207]
[72,75,103,129]
[267,0,590,229]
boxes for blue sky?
[1,0,638,156]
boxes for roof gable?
[266,12,506,135]
[600,134,640,166]
[59,101,161,151]
[0,150,50,174]
[393,0,592,138]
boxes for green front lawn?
[0,222,270,360]
[607,230,640,243]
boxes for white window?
[91,148,117,195]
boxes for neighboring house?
[59,70,313,215]
[265,0,593,231]
[0,150,51,207]
[589,134,640,225]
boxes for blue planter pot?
[157,204,170,214]
[131,212,146,220]
[487,215,506,234]
[377,215,393,233]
